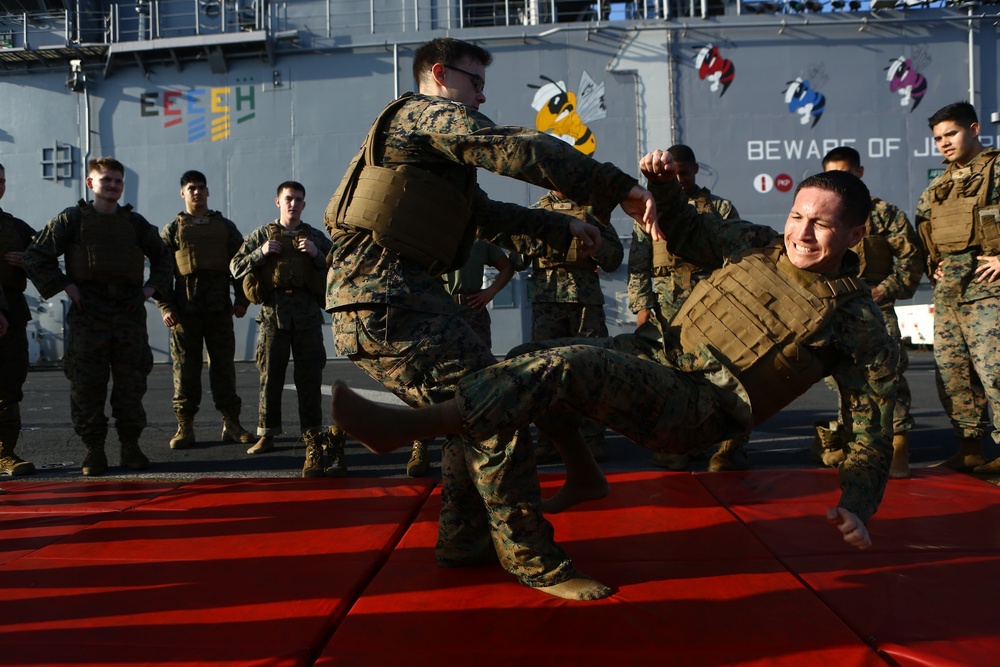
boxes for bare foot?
[537,572,612,601]
[541,475,610,514]
[330,381,414,454]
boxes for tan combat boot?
[0,426,35,476]
[301,428,325,478]
[81,438,108,477]
[220,407,254,445]
[247,434,274,455]
[119,429,150,471]
[651,450,690,470]
[889,432,910,479]
[169,411,196,450]
[811,421,846,467]
[937,437,985,472]
[406,440,430,477]
[709,438,749,472]
[324,426,348,478]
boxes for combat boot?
[406,440,430,477]
[119,430,150,471]
[324,426,348,478]
[301,428,325,478]
[247,434,274,455]
[220,407,254,445]
[0,426,35,476]
[651,450,690,470]
[169,411,196,450]
[709,438,749,472]
[81,438,108,477]
[937,437,985,472]
[811,421,846,467]
[889,432,910,479]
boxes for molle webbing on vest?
[65,202,145,286]
[930,149,999,253]
[174,213,229,275]
[325,93,474,277]
[853,232,893,285]
[0,213,27,293]
[533,199,599,271]
[264,224,326,300]
[672,246,865,425]
[652,238,700,288]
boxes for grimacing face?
[783,186,865,274]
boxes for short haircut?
[180,170,208,187]
[667,144,696,164]
[928,101,978,130]
[412,38,493,85]
[276,180,305,197]
[88,156,125,176]
[795,170,871,228]
[821,146,861,170]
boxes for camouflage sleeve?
[627,221,656,313]
[830,298,896,524]
[135,212,173,299]
[873,200,923,302]
[230,225,270,279]
[22,208,77,300]
[594,220,624,273]
[308,224,333,269]
[712,197,740,220]
[407,123,637,216]
[154,218,180,313]
[472,186,576,261]
[224,217,250,308]
[649,179,778,267]
[913,186,939,276]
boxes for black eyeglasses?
[443,64,485,94]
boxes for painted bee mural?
[529,71,607,156]
[783,77,825,128]
[886,54,928,111]
[694,43,735,96]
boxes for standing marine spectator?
[0,162,37,476]
[914,101,1000,474]
[157,170,254,451]
[627,143,743,472]
[406,238,516,478]
[818,147,923,478]
[527,191,623,464]
[230,181,344,478]
[23,157,171,476]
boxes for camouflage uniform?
[464,178,896,525]
[231,220,332,436]
[527,192,623,454]
[915,149,1000,444]
[831,197,923,433]
[628,187,738,321]
[23,201,171,446]
[0,209,36,469]
[441,238,508,348]
[326,93,639,588]
[156,211,250,418]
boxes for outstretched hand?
[827,507,872,550]
[620,184,662,242]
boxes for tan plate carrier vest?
[65,201,145,286]
[0,212,27,293]
[671,244,866,426]
[325,93,476,277]
[174,212,230,276]
[244,223,326,305]
[852,205,893,284]
[533,200,599,271]
[930,148,1000,254]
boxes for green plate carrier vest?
[65,201,145,286]
[174,212,229,276]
